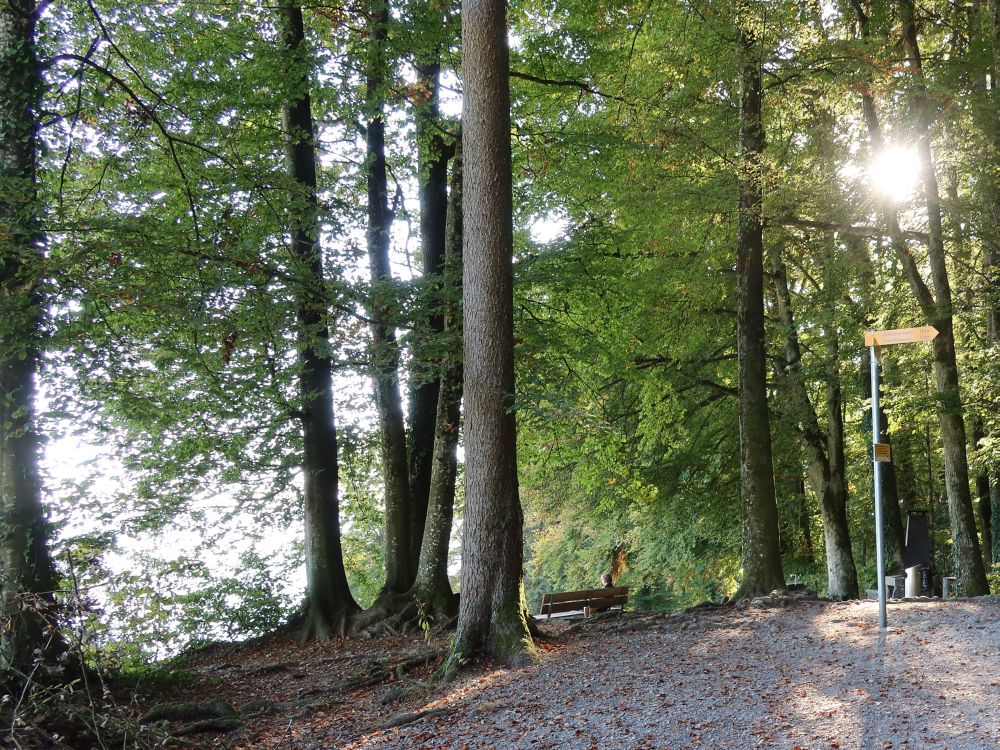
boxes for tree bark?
[410,140,463,621]
[0,0,60,685]
[732,31,785,600]
[407,54,451,568]
[973,421,994,568]
[366,0,414,595]
[793,479,815,563]
[770,248,858,599]
[277,0,359,639]
[443,0,535,673]
[897,0,988,593]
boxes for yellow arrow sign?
[864,326,939,347]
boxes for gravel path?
[348,597,1000,750]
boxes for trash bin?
[942,576,957,598]
[920,565,933,596]
[905,565,922,597]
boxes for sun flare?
[869,146,921,202]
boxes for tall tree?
[982,0,1000,566]
[847,0,988,594]
[408,138,463,623]
[897,0,987,593]
[770,246,858,599]
[732,25,785,598]
[354,137,463,635]
[0,0,60,685]
[365,0,414,596]
[406,7,453,567]
[278,0,359,638]
[444,0,535,673]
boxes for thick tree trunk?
[443,0,535,674]
[898,0,988,594]
[407,56,451,568]
[0,1,60,685]
[366,0,413,594]
[732,34,785,600]
[410,142,463,620]
[770,249,858,599]
[277,1,359,640]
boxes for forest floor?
[137,593,999,750]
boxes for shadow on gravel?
[346,598,999,750]
[757,599,998,750]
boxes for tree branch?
[773,215,929,243]
[510,70,628,103]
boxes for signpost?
[866,325,938,630]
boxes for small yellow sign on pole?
[864,326,938,347]
[873,443,892,463]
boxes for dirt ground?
[147,594,1000,750]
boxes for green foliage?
[988,564,1000,596]
[339,427,388,608]
[60,539,295,665]
[16,0,1000,655]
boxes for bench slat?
[540,601,590,615]
[587,595,627,609]
[539,587,629,617]
[542,587,628,604]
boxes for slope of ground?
[145,595,999,750]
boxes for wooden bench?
[538,586,629,619]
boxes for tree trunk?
[973,421,994,568]
[0,0,60,685]
[732,32,785,599]
[793,479,815,563]
[443,0,535,674]
[985,0,1000,568]
[277,1,359,640]
[410,140,463,621]
[770,248,858,599]
[898,0,988,594]
[366,0,414,594]
[407,55,451,568]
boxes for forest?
[1,0,999,745]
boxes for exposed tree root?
[378,706,452,730]
[171,717,243,736]
[353,588,458,639]
[245,650,442,716]
[244,660,300,676]
[142,701,243,736]
[142,701,239,724]
[525,609,556,641]
[299,605,355,643]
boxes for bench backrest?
[539,586,629,616]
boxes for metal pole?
[870,343,887,630]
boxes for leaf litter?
[143,596,1000,749]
